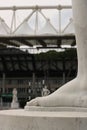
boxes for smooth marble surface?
[0,109,87,130]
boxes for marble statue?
[25,0,87,108]
[1,1,87,130]
[11,88,19,109]
[41,85,50,97]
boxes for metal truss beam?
[0,35,75,47]
[0,5,72,11]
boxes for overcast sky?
[0,0,72,6]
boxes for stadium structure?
[0,5,77,108]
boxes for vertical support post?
[2,73,5,94]
[59,9,61,35]
[35,7,38,35]
[62,59,66,84]
[11,6,16,33]
[14,10,16,30]
[32,72,36,97]
[62,72,66,84]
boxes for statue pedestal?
[11,102,19,109]
[25,106,87,112]
[0,109,87,130]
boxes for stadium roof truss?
[0,35,75,48]
[0,5,76,48]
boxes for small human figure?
[11,88,19,109]
[41,85,50,97]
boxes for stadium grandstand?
[0,5,77,108]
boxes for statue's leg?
[26,0,87,107]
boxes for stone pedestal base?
[25,106,87,112]
[0,109,87,130]
[11,102,19,109]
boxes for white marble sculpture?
[1,1,87,130]
[42,85,50,97]
[25,0,87,108]
[11,88,19,109]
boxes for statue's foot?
[26,77,87,107]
